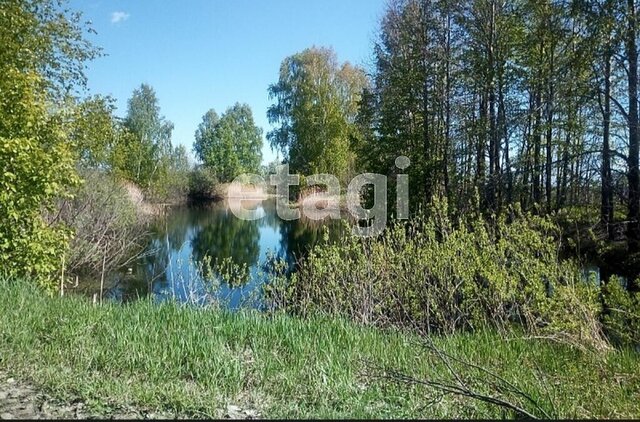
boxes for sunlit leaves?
[267,47,368,183]
[0,0,93,289]
[194,103,263,182]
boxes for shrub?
[49,170,149,279]
[269,201,605,347]
[602,277,640,348]
[147,168,190,204]
[0,136,78,291]
[145,145,191,203]
[189,166,219,199]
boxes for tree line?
[3,0,640,288]
[267,0,640,258]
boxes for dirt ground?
[0,373,172,419]
[0,372,257,420]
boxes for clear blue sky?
[69,0,387,165]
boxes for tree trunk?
[422,0,433,203]
[628,0,640,253]
[545,50,554,214]
[601,52,614,239]
[499,79,511,205]
[477,94,487,191]
[533,87,543,208]
[443,8,451,197]
[556,131,569,211]
[487,0,499,211]
[522,92,534,209]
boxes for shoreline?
[1,279,638,419]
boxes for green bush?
[188,166,219,199]
[0,136,78,291]
[147,168,190,203]
[270,201,605,347]
[0,2,94,292]
[602,277,640,348]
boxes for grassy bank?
[0,279,638,419]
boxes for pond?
[88,198,347,308]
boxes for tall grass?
[0,278,638,418]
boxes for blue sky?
[69,0,387,165]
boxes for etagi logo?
[227,156,411,237]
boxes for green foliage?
[113,84,174,190]
[1,279,639,418]
[272,203,605,347]
[261,158,282,178]
[0,0,94,290]
[147,144,192,202]
[194,103,263,182]
[204,255,250,287]
[602,278,640,348]
[110,126,149,182]
[363,0,473,207]
[267,47,368,182]
[124,84,174,156]
[0,0,100,98]
[107,83,191,202]
[66,95,119,167]
[193,108,219,163]
[188,166,219,199]
[167,144,191,199]
[0,136,78,290]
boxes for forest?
[0,0,639,419]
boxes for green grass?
[0,279,638,418]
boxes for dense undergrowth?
[265,201,640,351]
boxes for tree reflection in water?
[103,198,347,307]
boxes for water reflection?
[191,206,260,268]
[100,198,346,308]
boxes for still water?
[98,198,346,308]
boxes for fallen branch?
[364,335,554,419]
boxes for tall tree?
[114,84,174,188]
[267,47,367,183]
[0,0,100,101]
[193,109,220,168]
[194,103,263,182]
[67,95,119,168]
[578,0,619,238]
[626,0,640,252]
[460,0,519,211]
[364,0,459,206]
